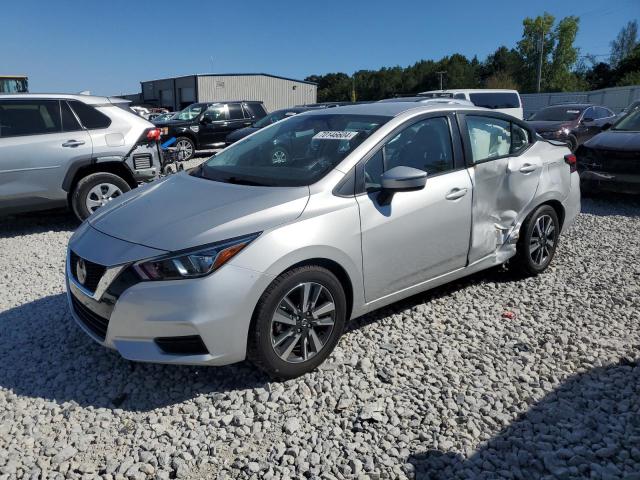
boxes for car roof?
[420,89,519,94]
[299,102,488,117]
[0,93,128,105]
[542,103,593,109]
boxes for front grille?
[154,336,209,355]
[70,251,106,293]
[71,294,110,340]
[133,154,152,170]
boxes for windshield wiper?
[222,176,269,186]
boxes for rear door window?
[469,92,520,109]
[61,101,83,132]
[0,99,61,137]
[68,100,111,129]
[245,103,267,118]
[465,116,511,162]
[228,103,244,120]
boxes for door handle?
[62,140,85,148]
[519,164,537,173]
[445,188,468,200]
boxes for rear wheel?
[175,137,195,161]
[513,205,560,276]
[71,172,130,221]
[247,266,347,379]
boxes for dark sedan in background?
[225,107,316,146]
[576,107,640,194]
[528,104,616,151]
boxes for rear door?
[0,99,92,211]
[356,114,473,302]
[460,114,541,264]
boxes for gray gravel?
[1,195,639,480]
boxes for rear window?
[469,92,520,109]
[68,100,111,129]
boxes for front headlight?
[133,233,260,280]
[561,127,571,136]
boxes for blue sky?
[1,0,637,96]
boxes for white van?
[418,89,523,119]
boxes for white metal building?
[138,73,317,112]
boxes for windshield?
[254,110,298,128]
[612,109,640,131]
[192,113,389,187]
[174,104,205,121]
[530,106,583,121]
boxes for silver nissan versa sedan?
[66,103,580,379]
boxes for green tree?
[516,12,556,92]
[610,20,639,67]
[547,16,582,91]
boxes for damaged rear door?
[460,114,541,265]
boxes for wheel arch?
[65,161,137,203]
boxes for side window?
[596,106,613,118]
[454,93,467,100]
[241,105,253,118]
[364,150,384,192]
[61,101,82,132]
[582,107,595,121]
[385,117,454,174]
[245,103,267,118]
[228,104,244,120]
[68,101,111,129]
[203,105,227,121]
[0,100,61,137]
[465,116,511,163]
[511,123,530,155]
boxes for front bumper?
[65,228,274,366]
[580,170,640,194]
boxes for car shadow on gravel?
[407,359,640,479]
[581,194,640,217]
[0,209,78,238]
[0,293,269,412]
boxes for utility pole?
[436,71,446,90]
[536,29,544,93]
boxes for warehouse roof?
[140,73,317,86]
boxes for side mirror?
[378,166,427,205]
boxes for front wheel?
[513,205,560,276]
[175,137,195,161]
[71,172,130,221]
[247,266,347,379]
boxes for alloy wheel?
[85,183,123,213]
[529,214,556,266]
[270,282,336,363]
[176,139,193,160]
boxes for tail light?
[146,128,161,141]
[564,154,577,173]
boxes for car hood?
[88,173,310,252]
[583,130,640,152]
[227,127,259,142]
[528,120,573,132]
[155,119,191,128]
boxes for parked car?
[528,104,616,151]
[615,100,640,121]
[130,105,151,119]
[155,101,267,161]
[0,94,162,220]
[576,107,640,194]
[378,96,475,107]
[418,89,523,119]
[225,107,315,146]
[65,102,579,378]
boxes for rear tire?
[247,266,347,380]
[71,172,130,221]
[513,205,560,276]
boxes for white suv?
[419,89,524,119]
[0,94,162,220]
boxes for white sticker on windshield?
[313,130,359,140]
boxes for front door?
[199,104,229,147]
[0,99,92,210]
[461,114,542,264]
[356,115,473,302]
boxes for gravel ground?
[1,195,639,480]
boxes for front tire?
[71,172,130,221]
[175,136,195,161]
[513,205,560,276]
[247,266,347,380]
